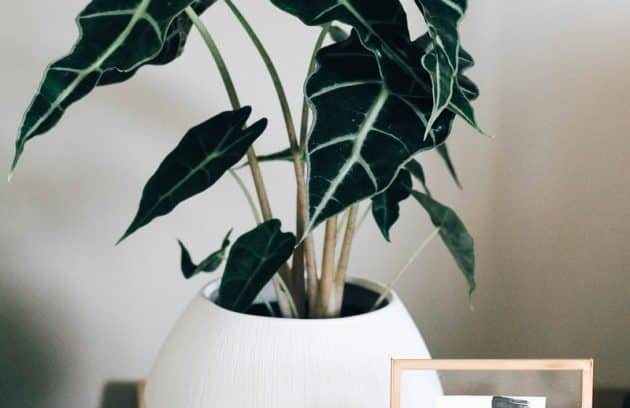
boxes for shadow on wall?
[0,282,64,408]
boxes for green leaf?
[436,143,462,189]
[218,220,296,313]
[11,0,209,173]
[178,229,232,279]
[405,159,431,196]
[270,0,474,130]
[120,107,267,242]
[414,0,467,137]
[410,190,475,294]
[97,0,219,86]
[371,169,412,242]
[304,32,453,231]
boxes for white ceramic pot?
[145,277,442,408]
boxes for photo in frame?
[390,359,594,408]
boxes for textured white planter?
[145,277,442,408]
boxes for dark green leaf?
[410,190,475,294]
[414,0,467,136]
[178,229,232,279]
[304,32,453,231]
[12,0,212,172]
[119,107,267,242]
[436,144,462,189]
[270,0,476,130]
[371,169,412,242]
[97,0,219,86]
[405,159,431,196]
[218,220,296,313]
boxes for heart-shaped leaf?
[270,0,478,130]
[11,0,209,173]
[218,220,296,313]
[178,229,232,279]
[405,159,431,196]
[97,0,218,86]
[120,107,267,242]
[371,169,412,242]
[410,190,475,294]
[305,32,454,231]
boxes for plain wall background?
[1,1,628,407]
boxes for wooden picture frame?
[390,359,594,408]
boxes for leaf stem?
[228,169,261,224]
[185,6,295,316]
[224,0,316,314]
[331,204,359,315]
[317,216,338,317]
[299,24,330,147]
[371,227,441,310]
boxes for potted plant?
[10,0,482,407]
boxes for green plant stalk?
[332,204,359,314]
[228,169,261,224]
[185,6,295,317]
[293,25,330,316]
[316,216,338,317]
[371,227,441,310]
[299,24,330,147]
[224,0,315,313]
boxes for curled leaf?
[178,229,232,279]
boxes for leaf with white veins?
[120,107,266,242]
[218,220,296,313]
[11,0,208,173]
[270,0,476,131]
[97,0,219,86]
[414,0,467,137]
[178,229,232,279]
[305,32,454,231]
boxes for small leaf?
[410,190,475,294]
[405,159,431,196]
[371,170,412,242]
[12,0,206,172]
[436,144,462,189]
[119,107,267,242]
[178,229,232,279]
[218,220,296,313]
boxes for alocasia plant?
[11,0,482,318]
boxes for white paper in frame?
[389,359,594,408]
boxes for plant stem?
[224,0,315,314]
[357,202,372,230]
[371,227,441,311]
[299,24,330,147]
[317,216,338,317]
[229,169,261,224]
[332,204,359,314]
[185,6,294,317]
[294,25,329,316]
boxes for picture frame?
[390,359,594,408]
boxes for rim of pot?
[200,276,398,322]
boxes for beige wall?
[1,1,628,407]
